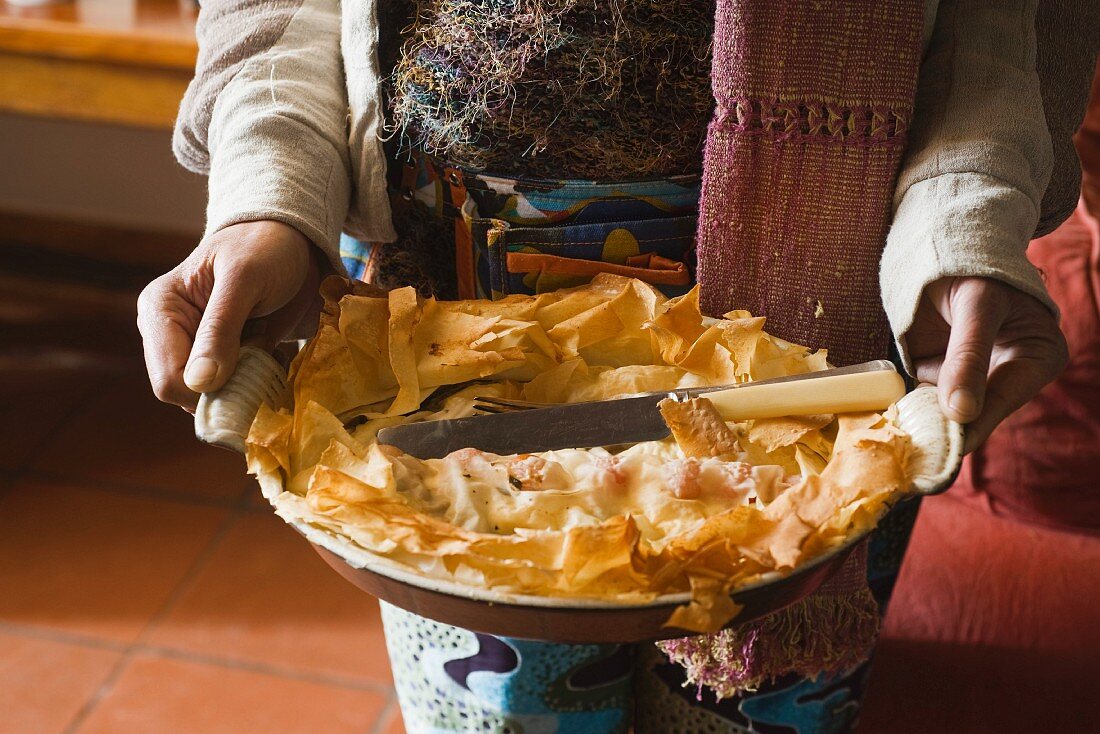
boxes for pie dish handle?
[894,385,966,495]
[194,346,291,454]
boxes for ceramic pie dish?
[195,345,963,643]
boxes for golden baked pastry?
[245,275,911,632]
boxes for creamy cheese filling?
[350,389,804,549]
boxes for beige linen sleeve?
[881,0,1056,370]
[172,0,354,271]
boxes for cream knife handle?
[704,369,907,419]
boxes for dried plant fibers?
[388,0,716,178]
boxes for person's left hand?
[906,276,1068,454]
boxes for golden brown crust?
[248,278,912,633]
[747,414,834,453]
[658,397,742,458]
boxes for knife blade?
[376,360,900,460]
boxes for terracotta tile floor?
[0,276,405,733]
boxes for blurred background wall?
[0,113,205,237]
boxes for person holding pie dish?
[137,0,1096,731]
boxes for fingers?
[137,278,201,411]
[240,316,282,354]
[911,354,944,387]
[138,221,317,411]
[961,352,1059,453]
[148,322,201,412]
[184,268,259,394]
[936,281,1009,424]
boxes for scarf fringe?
[657,585,881,700]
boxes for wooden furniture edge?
[0,22,197,70]
[0,1,198,128]
[0,51,193,129]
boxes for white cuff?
[882,172,1058,373]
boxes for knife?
[376,360,904,459]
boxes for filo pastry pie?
[245,275,911,633]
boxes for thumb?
[937,287,1006,424]
[184,273,258,393]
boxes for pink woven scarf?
[697,0,924,365]
[665,0,925,696]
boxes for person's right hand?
[137,220,322,411]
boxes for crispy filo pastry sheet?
[246,275,911,632]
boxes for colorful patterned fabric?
[381,602,633,734]
[696,0,925,367]
[346,152,701,301]
[339,232,375,282]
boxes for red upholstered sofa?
[860,69,1100,734]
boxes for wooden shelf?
[0,0,198,129]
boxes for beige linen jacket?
[173,0,1099,367]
